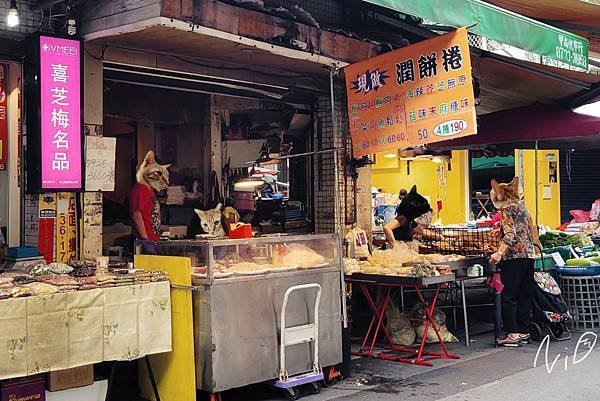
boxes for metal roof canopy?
[472,50,600,113]
[364,0,590,70]
[433,104,600,150]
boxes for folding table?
[347,273,459,367]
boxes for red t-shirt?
[130,183,161,241]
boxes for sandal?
[496,335,522,347]
[518,334,531,344]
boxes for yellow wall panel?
[371,150,468,224]
[136,255,196,401]
[515,150,561,229]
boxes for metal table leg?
[400,287,405,311]
[461,280,470,347]
[145,356,162,401]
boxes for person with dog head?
[383,185,433,247]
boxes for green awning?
[364,0,589,70]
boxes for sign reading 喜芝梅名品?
[345,28,476,157]
[39,36,82,190]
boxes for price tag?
[551,252,565,267]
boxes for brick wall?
[314,78,353,234]
[0,0,43,40]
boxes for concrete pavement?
[217,332,600,401]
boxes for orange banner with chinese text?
[345,28,476,157]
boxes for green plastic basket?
[574,246,597,257]
[534,255,555,271]
[542,245,575,261]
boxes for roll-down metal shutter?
[560,149,600,223]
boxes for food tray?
[430,256,487,271]
[268,265,299,273]
[233,269,270,276]
[346,272,455,286]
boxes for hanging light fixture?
[7,0,19,27]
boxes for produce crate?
[533,255,554,271]
[542,246,575,262]
[558,275,600,332]
[574,246,597,257]
[6,246,39,259]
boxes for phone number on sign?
[358,133,407,150]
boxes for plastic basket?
[534,255,554,271]
[542,246,575,261]
[574,246,597,257]
[557,266,600,276]
[6,247,39,259]
[558,275,600,332]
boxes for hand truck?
[269,283,324,400]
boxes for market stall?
[0,257,172,399]
[139,234,344,394]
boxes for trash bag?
[385,298,416,346]
[410,303,458,344]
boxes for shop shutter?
[559,149,600,223]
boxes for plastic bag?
[385,299,416,346]
[590,200,600,221]
[345,227,370,259]
[411,303,458,344]
[570,210,591,223]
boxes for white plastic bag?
[345,227,370,259]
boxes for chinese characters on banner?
[0,64,7,170]
[39,36,82,189]
[38,193,57,263]
[56,192,76,262]
[345,28,476,157]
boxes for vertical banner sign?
[17,77,21,185]
[56,192,76,262]
[345,28,476,157]
[0,64,7,170]
[39,36,82,190]
[38,193,57,263]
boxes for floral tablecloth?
[0,281,172,380]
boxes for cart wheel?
[529,322,544,342]
[323,366,341,387]
[308,381,322,395]
[284,387,300,401]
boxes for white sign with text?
[85,136,116,191]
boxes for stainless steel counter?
[192,267,343,392]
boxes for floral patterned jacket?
[500,202,536,259]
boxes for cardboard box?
[47,366,94,392]
[1,375,45,401]
[46,379,107,401]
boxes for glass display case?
[137,234,344,393]
[139,234,340,283]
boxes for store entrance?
[469,151,515,219]
[101,73,316,256]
